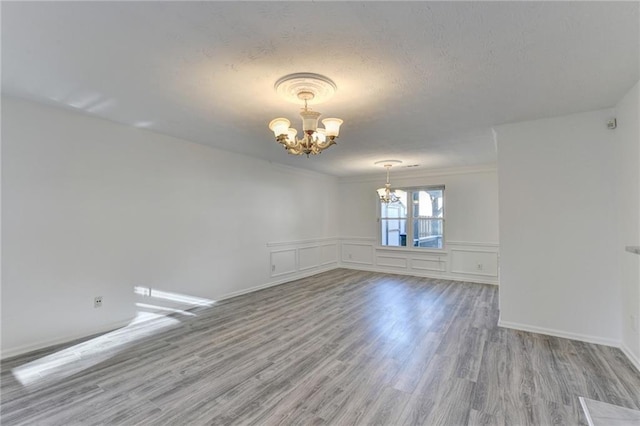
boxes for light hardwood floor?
[2,269,639,425]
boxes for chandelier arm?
[315,137,336,151]
[287,145,303,155]
[282,136,301,150]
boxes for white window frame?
[378,185,445,250]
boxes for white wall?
[613,81,640,368]
[1,97,340,357]
[338,166,500,284]
[496,108,620,346]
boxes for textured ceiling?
[2,2,638,176]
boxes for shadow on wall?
[9,287,215,389]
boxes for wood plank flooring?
[2,269,639,425]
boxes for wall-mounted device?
[607,118,617,130]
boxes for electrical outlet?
[476,263,483,271]
[271,264,276,272]
[94,296,103,308]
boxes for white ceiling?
[2,2,638,177]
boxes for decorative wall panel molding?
[339,238,499,285]
[320,244,338,266]
[298,246,321,271]
[270,249,297,277]
[268,239,339,278]
[450,249,498,277]
[376,255,408,269]
[341,243,375,265]
[411,258,446,272]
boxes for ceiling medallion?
[375,160,403,204]
[268,73,343,157]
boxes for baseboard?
[1,266,341,361]
[216,264,340,302]
[498,319,620,348]
[339,263,499,286]
[620,343,640,373]
[1,319,132,360]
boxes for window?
[379,187,444,249]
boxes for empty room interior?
[2,2,640,425]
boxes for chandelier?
[268,73,343,157]
[376,160,403,203]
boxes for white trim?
[340,264,499,285]
[1,265,341,360]
[341,242,375,265]
[620,343,640,373]
[449,269,497,278]
[376,255,409,269]
[298,264,320,272]
[450,249,498,278]
[269,248,297,277]
[341,259,375,266]
[267,237,339,248]
[1,319,132,360]
[450,248,499,277]
[498,319,620,348]
[446,240,500,247]
[341,242,375,247]
[298,246,321,272]
[319,243,338,266]
[375,246,448,255]
[411,257,447,272]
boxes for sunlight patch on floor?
[12,312,180,388]
[12,287,216,388]
[135,302,196,317]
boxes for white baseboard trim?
[1,265,340,361]
[1,319,132,360]
[620,343,640,373]
[339,263,499,286]
[216,264,339,302]
[498,319,620,348]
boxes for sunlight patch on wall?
[133,286,215,307]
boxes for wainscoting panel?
[339,238,499,285]
[412,257,446,272]
[321,244,338,266]
[450,249,499,277]
[376,255,408,269]
[342,243,374,265]
[298,246,320,271]
[267,238,339,279]
[270,249,297,277]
